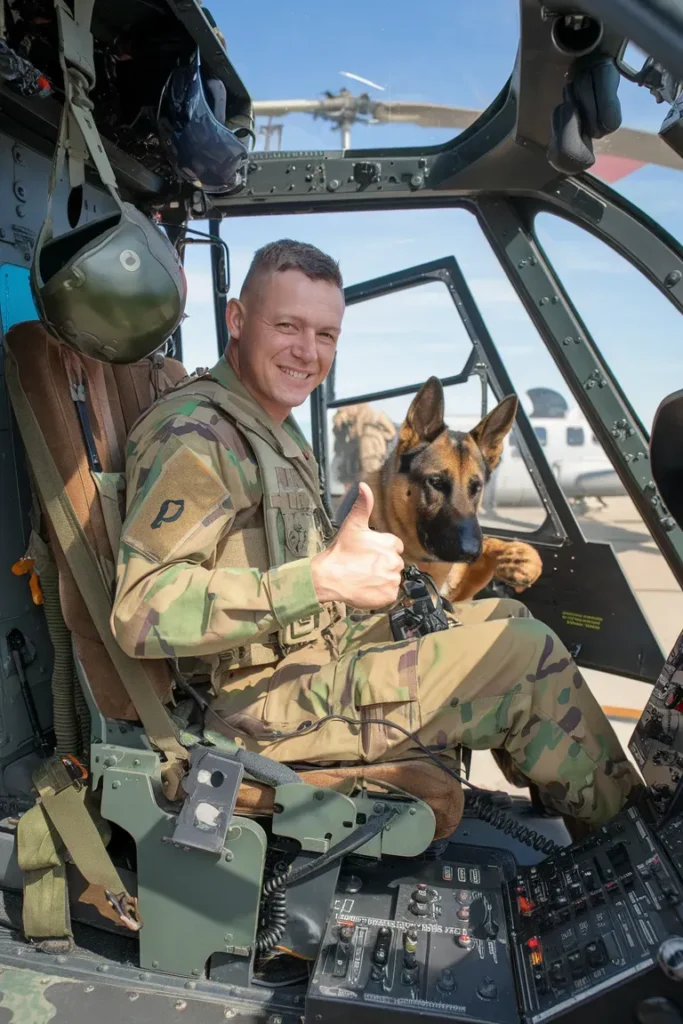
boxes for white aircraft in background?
[329,387,625,509]
[446,387,625,508]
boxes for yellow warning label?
[561,611,603,631]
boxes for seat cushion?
[5,321,187,719]
[235,758,464,841]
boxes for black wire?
[254,807,397,954]
[175,678,562,855]
[286,807,398,888]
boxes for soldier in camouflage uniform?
[111,239,641,831]
[332,403,397,493]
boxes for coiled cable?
[255,880,289,954]
[254,808,398,954]
[466,790,560,855]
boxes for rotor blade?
[251,97,683,172]
[251,98,479,129]
[340,72,385,91]
[592,153,646,182]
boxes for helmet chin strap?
[34,0,125,285]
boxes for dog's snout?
[458,519,482,560]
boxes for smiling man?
[111,238,642,837]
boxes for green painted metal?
[100,758,266,977]
[272,783,358,854]
[351,793,436,859]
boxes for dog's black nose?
[458,519,482,560]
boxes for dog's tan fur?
[362,377,543,603]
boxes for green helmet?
[31,202,187,364]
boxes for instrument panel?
[630,627,683,820]
[306,807,683,1024]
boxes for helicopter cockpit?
[3,1,683,1022]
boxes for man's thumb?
[345,481,374,530]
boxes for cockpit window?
[567,427,584,447]
[242,4,521,151]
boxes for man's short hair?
[240,239,343,297]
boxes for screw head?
[327,179,340,191]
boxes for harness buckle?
[105,890,142,932]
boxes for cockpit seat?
[235,759,464,840]
[4,321,464,842]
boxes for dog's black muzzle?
[419,513,483,564]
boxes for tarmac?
[472,494,683,791]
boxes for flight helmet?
[157,48,249,194]
[31,202,187,364]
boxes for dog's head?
[389,376,518,563]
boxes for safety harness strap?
[33,758,141,932]
[18,802,72,946]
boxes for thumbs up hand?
[311,483,405,609]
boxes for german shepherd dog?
[357,376,543,603]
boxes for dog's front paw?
[494,541,542,591]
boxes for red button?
[527,937,540,950]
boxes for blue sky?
[179,0,683,440]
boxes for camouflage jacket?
[110,357,341,677]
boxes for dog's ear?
[470,395,518,474]
[398,377,445,453]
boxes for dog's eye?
[469,479,483,498]
[426,474,447,492]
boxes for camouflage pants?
[212,597,640,826]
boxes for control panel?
[507,806,683,1023]
[306,857,518,1024]
[630,626,683,820]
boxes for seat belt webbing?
[18,803,71,945]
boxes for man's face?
[226,268,344,422]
